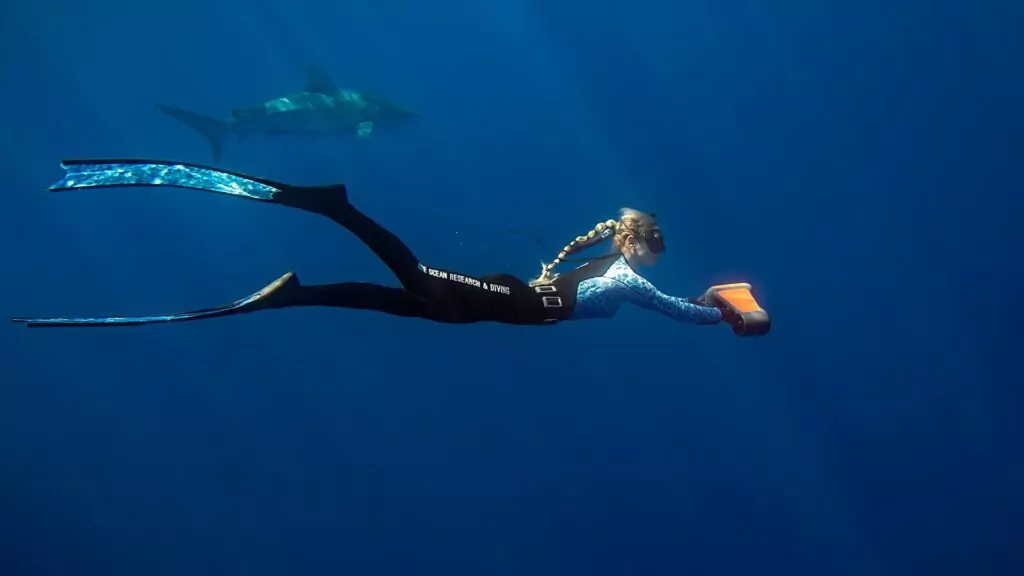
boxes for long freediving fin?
[46,158,350,218]
[12,272,299,328]
[47,158,290,201]
[44,157,350,235]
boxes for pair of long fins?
[12,158,341,328]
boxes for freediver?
[12,159,770,336]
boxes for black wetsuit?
[14,159,728,329]
[265,184,572,325]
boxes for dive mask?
[645,229,665,254]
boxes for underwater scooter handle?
[693,283,771,337]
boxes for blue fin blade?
[12,272,296,328]
[48,159,285,201]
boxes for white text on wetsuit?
[420,264,511,295]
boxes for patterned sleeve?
[610,266,722,324]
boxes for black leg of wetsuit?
[259,280,435,319]
[272,184,432,299]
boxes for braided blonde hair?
[528,207,657,287]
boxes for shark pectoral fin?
[357,121,374,138]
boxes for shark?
[155,67,418,162]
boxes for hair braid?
[528,219,619,287]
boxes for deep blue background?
[2,1,1021,574]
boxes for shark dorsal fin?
[306,66,338,95]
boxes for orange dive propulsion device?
[706,283,771,337]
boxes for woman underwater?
[12,159,770,336]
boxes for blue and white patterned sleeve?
[606,260,722,324]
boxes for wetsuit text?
[420,264,511,296]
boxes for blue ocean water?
[1,0,1021,574]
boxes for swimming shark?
[155,67,418,162]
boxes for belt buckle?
[542,296,563,308]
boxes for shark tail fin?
[155,103,232,162]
